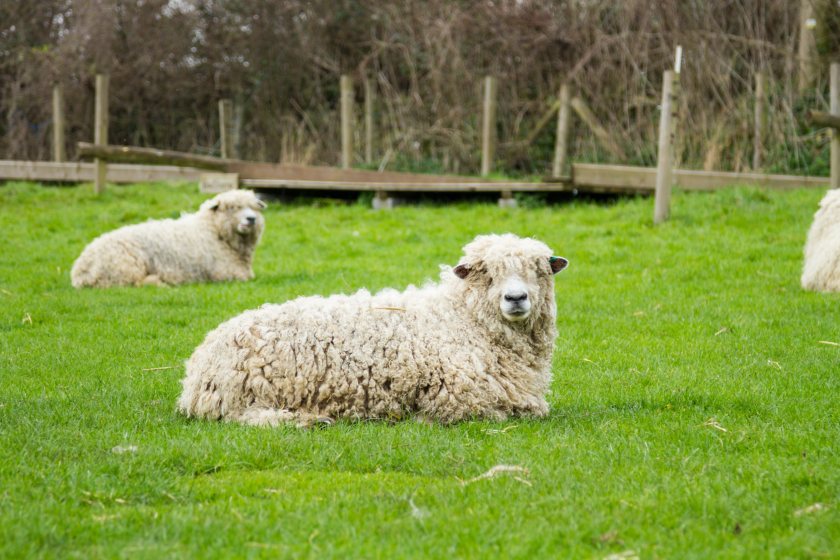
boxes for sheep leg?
[236,407,334,428]
[513,398,549,418]
[141,274,165,286]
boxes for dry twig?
[460,464,530,486]
[794,503,827,517]
[702,418,728,432]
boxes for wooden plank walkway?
[0,160,201,183]
[572,163,831,192]
[240,179,576,192]
[0,159,830,194]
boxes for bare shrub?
[1,0,838,175]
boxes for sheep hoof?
[293,414,334,429]
[414,415,436,426]
[141,274,165,286]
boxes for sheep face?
[200,190,266,243]
[500,274,533,322]
[453,234,568,326]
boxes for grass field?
[0,181,838,559]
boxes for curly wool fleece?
[802,189,840,292]
[71,189,265,287]
[177,233,569,426]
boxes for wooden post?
[340,74,353,169]
[232,102,243,159]
[364,77,374,164]
[798,0,817,95]
[498,189,516,208]
[831,63,839,190]
[753,72,767,171]
[552,83,572,178]
[805,109,840,129]
[77,142,231,169]
[521,99,562,148]
[570,97,627,160]
[808,110,840,129]
[372,190,395,210]
[654,70,676,224]
[481,75,498,177]
[52,84,65,163]
[218,99,233,159]
[93,74,109,195]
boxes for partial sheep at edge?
[802,189,840,292]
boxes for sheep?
[802,189,840,292]
[71,189,266,288]
[177,233,569,427]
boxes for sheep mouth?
[236,223,255,234]
[502,307,531,321]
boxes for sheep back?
[179,286,553,425]
[802,189,840,292]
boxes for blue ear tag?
[549,256,569,273]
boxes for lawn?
[0,181,837,559]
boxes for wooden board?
[0,160,202,183]
[77,142,498,185]
[78,142,230,170]
[1,159,830,194]
[571,164,830,192]
[226,161,497,185]
[240,178,575,192]
[571,164,654,193]
[675,168,829,190]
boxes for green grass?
[1,181,838,559]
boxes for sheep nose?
[246,216,256,224]
[504,292,528,302]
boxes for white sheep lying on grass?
[71,190,265,288]
[177,233,569,427]
[802,189,840,292]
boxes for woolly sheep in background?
[178,233,569,427]
[71,189,265,288]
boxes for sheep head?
[200,190,266,247]
[452,234,567,327]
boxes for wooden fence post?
[481,75,497,177]
[232,102,242,159]
[364,77,374,164]
[218,99,232,158]
[94,74,109,195]
[341,74,353,169]
[570,96,627,161]
[654,70,677,224]
[52,84,65,163]
[753,72,767,171]
[373,190,396,210]
[799,0,817,95]
[831,63,839,190]
[552,83,572,178]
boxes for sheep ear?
[549,256,568,274]
[453,264,470,279]
[256,199,267,210]
[201,199,221,212]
